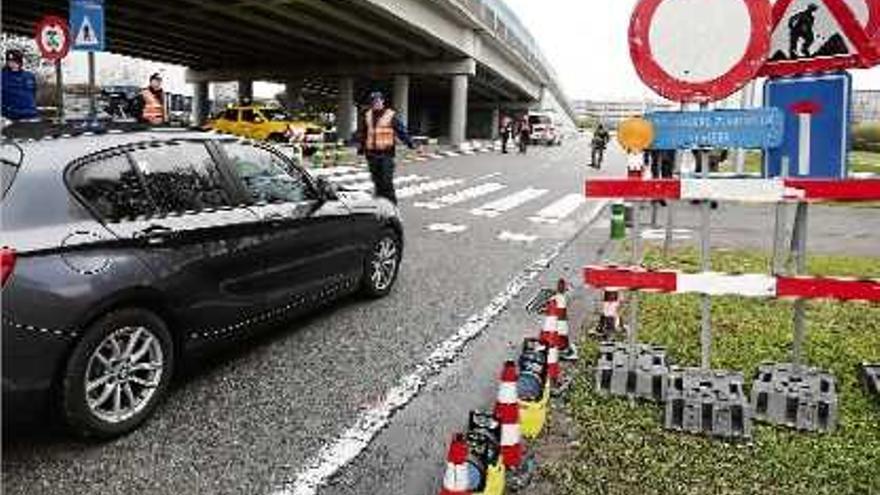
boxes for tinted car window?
[131,142,233,214]
[70,154,155,222]
[241,109,256,122]
[224,143,313,204]
[223,109,238,121]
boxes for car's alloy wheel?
[362,231,401,298]
[85,326,164,424]
[62,308,173,439]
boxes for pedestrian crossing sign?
[70,0,105,52]
[760,0,879,77]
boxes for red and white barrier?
[583,266,880,302]
[539,303,561,382]
[439,434,470,495]
[494,360,522,469]
[584,178,880,203]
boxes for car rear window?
[130,142,234,215]
[69,154,156,222]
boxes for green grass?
[546,247,880,495]
[850,151,880,174]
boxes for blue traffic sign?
[764,72,852,178]
[70,0,104,52]
[646,108,785,150]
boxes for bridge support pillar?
[449,73,468,146]
[490,108,500,140]
[191,81,209,127]
[337,76,356,143]
[237,79,253,105]
[393,74,410,127]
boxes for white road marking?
[528,194,586,224]
[443,151,461,157]
[310,166,360,177]
[470,188,549,218]
[414,183,507,210]
[341,175,429,192]
[426,223,469,234]
[328,172,371,184]
[397,179,464,199]
[270,200,610,495]
[472,172,502,182]
[641,228,693,240]
[497,231,539,244]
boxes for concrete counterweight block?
[664,367,753,439]
[861,363,880,404]
[595,342,670,402]
[751,362,839,432]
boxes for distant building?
[853,90,880,123]
[573,99,676,127]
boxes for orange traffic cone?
[494,360,522,469]
[539,302,561,383]
[440,433,470,495]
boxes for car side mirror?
[315,176,338,201]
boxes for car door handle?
[134,225,173,245]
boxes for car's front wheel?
[361,229,402,298]
[61,308,174,439]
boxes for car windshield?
[259,108,293,121]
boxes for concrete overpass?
[4,0,575,145]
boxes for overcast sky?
[503,0,880,101]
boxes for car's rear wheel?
[361,229,402,298]
[61,308,174,439]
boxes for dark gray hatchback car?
[1,129,403,438]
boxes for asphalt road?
[2,137,618,495]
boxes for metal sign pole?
[55,60,65,123]
[87,51,96,121]
[771,156,790,274]
[734,81,756,174]
[629,201,641,357]
[698,102,712,370]
[792,202,809,374]
[663,102,687,257]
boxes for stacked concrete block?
[595,342,670,402]
[861,363,880,404]
[664,367,753,439]
[750,362,838,433]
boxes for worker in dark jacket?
[2,50,39,121]
[356,91,416,205]
[132,73,166,125]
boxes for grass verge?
[539,247,880,495]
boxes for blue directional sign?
[646,108,785,150]
[70,0,104,52]
[764,72,852,179]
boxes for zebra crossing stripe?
[471,188,549,218]
[397,179,465,199]
[328,172,372,184]
[528,194,586,224]
[414,183,507,210]
[498,231,538,244]
[426,223,469,234]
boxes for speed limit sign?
[629,0,773,103]
[34,15,71,61]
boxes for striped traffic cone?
[626,153,644,179]
[539,303,561,384]
[440,433,470,495]
[555,279,578,362]
[494,360,523,469]
[596,290,621,338]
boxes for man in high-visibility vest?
[134,73,166,125]
[356,91,415,205]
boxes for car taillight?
[1,247,16,287]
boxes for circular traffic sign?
[34,15,71,61]
[630,0,773,103]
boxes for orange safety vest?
[365,109,396,152]
[141,88,165,125]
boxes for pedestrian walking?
[590,123,610,168]
[2,49,39,121]
[500,116,513,154]
[517,115,531,154]
[133,73,166,125]
[357,91,416,205]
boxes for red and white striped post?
[494,360,522,469]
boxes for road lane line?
[426,223,469,234]
[414,182,507,210]
[497,231,538,244]
[269,199,609,495]
[528,194,586,224]
[470,188,548,218]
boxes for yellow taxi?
[209,105,325,150]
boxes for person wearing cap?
[356,91,416,205]
[133,73,166,125]
[2,49,39,121]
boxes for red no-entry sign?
[34,15,71,61]
[629,0,773,103]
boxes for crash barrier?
[584,175,880,436]
[861,364,880,404]
[437,282,576,494]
